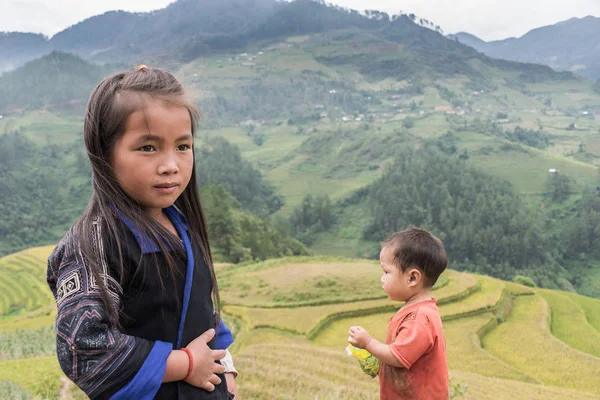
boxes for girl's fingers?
[200,382,216,392]
[214,363,226,375]
[212,349,226,360]
[209,374,222,385]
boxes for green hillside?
[3,34,600,293]
[1,248,600,398]
[2,0,600,296]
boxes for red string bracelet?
[181,348,194,381]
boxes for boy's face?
[379,245,414,302]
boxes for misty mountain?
[450,16,600,80]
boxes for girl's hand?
[225,372,238,399]
[184,329,227,391]
[348,326,373,349]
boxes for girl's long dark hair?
[75,67,219,329]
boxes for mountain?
[1,0,282,68]
[2,0,600,296]
[0,0,578,82]
[451,16,600,80]
[0,51,109,113]
[1,0,575,109]
[448,32,487,49]
[0,32,50,73]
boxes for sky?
[2,0,600,41]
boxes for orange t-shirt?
[379,299,449,400]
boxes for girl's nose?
[158,156,179,175]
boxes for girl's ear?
[408,268,423,286]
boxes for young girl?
[46,66,238,399]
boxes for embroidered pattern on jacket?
[49,218,137,398]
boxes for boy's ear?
[407,268,422,286]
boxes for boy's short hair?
[382,226,448,287]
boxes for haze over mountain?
[0,0,582,79]
[451,16,600,80]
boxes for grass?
[234,328,600,400]
[267,154,381,214]
[0,326,55,361]
[439,275,504,317]
[482,294,600,395]
[449,370,600,400]
[0,380,31,400]
[311,274,486,349]
[455,132,599,193]
[218,258,476,308]
[1,249,600,398]
[219,259,387,307]
[445,313,533,382]
[0,111,81,145]
[565,292,600,333]
[234,329,378,400]
[538,289,600,358]
[224,270,466,334]
[0,246,55,321]
[0,356,63,399]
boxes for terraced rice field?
[2,252,600,399]
[0,246,54,321]
[538,289,600,358]
[482,295,600,395]
[224,270,471,336]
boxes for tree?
[402,117,415,129]
[290,194,337,245]
[547,172,570,202]
[359,145,554,283]
[200,184,308,262]
[196,137,284,217]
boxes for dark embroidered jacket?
[47,207,233,399]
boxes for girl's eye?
[139,145,155,152]
[178,144,191,151]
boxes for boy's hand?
[348,326,373,349]
[184,329,226,391]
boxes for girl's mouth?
[154,183,179,193]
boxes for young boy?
[348,226,449,400]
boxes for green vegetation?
[0,356,65,399]
[3,4,600,296]
[538,289,600,358]
[0,133,89,257]
[3,2,600,397]
[0,247,55,320]
[482,295,600,394]
[196,137,284,217]
[201,184,307,263]
[356,146,559,285]
[513,275,537,287]
[1,250,600,398]
[0,326,54,360]
[0,52,108,114]
[289,194,336,245]
[0,380,33,400]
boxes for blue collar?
[112,206,189,254]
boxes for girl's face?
[111,98,194,220]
